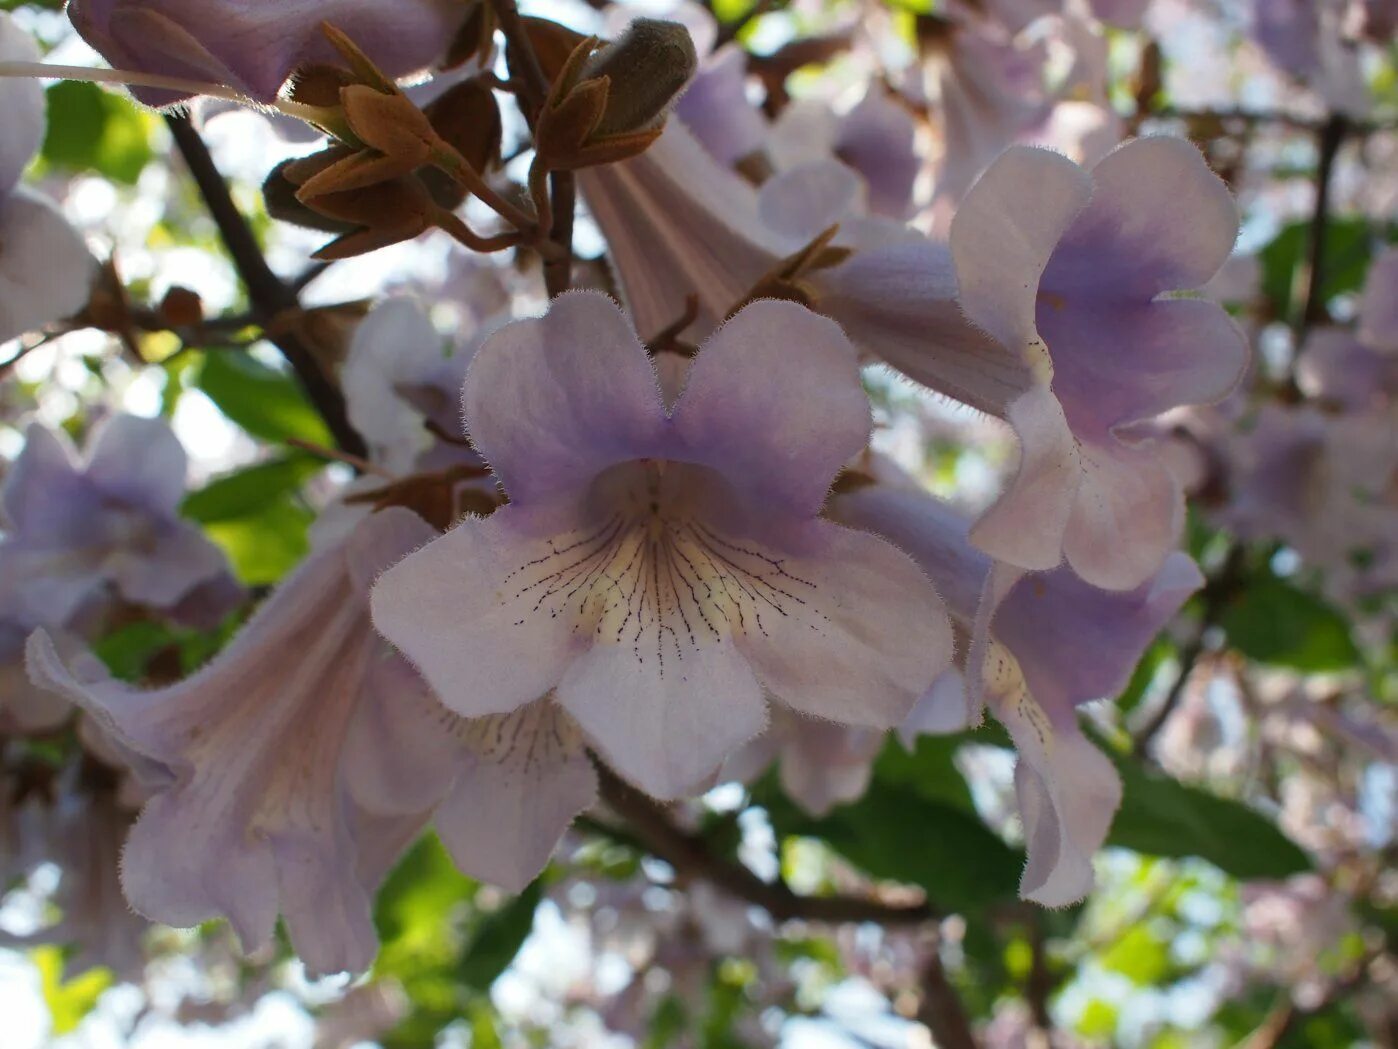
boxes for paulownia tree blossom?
[66,0,469,105]
[372,292,952,800]
[27,508,439,977]
[950,137,1247,590]
[0,13,93,344]
[583,121,1245,591]
[831,460,1202,903]
[0,415,238,627]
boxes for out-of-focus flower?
[66,0,469,105]
[1246,0,1371,117]
[1358,245,1398,351]
[949,137,1247,589]
[372,292,951,800]
[766,90,923,219]
[0,416,239,627]
[725,707,885,817]
[0,13,94,345]
[27,508,439,977]
[831,460,1202,903]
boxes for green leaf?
[92,621,178,682]
[1259,216,1377,321]
[196,352,332,446]
[1220,573,1360,671]
[757,739,1022,914]
[1099,924,1174,985]
[32,947,112,1035]
[1108,754,1312,879]
[40,81,152,185]
[181,454,325,523]
[458,881,542,991]
[203,494,313,586]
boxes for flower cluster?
[1,3,1389,1042]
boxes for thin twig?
[593,764,934,926]
[1294,115,1348,344]
[1152,106,1391,137]
[489,0,551,120]
[544,171,576,297]
[916,948,980,1049]
[164,114,367,457]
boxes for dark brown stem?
[544,171,576,297]
[916,948,980,1049]
[593,763,935,926]
[1294,115,1348,344]
[489,0,551,121]
[1026,916,1055,1035]
[164,115,367,457]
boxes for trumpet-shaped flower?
[0,416,238,626]
[372,292,950,800]
[830,461,1202,903]
[27,508,440,976]
[67,0,468,105]
[950,138,1247,589]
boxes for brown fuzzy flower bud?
[534,19,696,171]
[580,18,697,138]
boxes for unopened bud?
[580,19,697,137]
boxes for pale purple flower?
[1247,0,1370,116]
[950,137,1248,589]
[342,297,478,474]
[1358,245,1398,352]
[0,13,43,196]
[766,91,923,219]
[0,416,238,627]
[675,43,769,169]
[1297,328,1398,413]
[67,0,468,105]
[27,508,440,976]
[724,708,884,817]
[579,120,988,369]
[830,462,1202,904]
[924,22,1053,210]
[0,14,94,345]
[371,292,951,800]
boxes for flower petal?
[558,636,767,799]
[578,122,779,339]
[85,414,189,514]
[986,645,1122,905]
[970,381,1080,572]
[950,145,1092,354]
[1064,437,1183,590]
[992,552,1203,722]
[435,699,597,891]
[737,520,951,729]
[462,292,665,507]
[1047,136,1237,300]
[1012,731,1121,906]
[371,505,585,719]
[757,161,866,246]
[1037,297,1248,435]
[813,237,1030,416]
[0,13,43,194]
[0,423,88,538]
[0,187,95,344]
[672,300,869,518]
[1358,245,1398,351]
